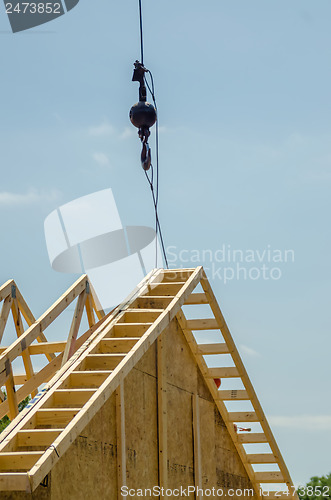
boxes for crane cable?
[137,0,169,269]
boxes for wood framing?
[0,268,297,500]
[0,275,104,422]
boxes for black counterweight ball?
[130,101,157,129]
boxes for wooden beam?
[61,291,87,367]
[28,342,66,355]
[51,389,97,408]
[192,394,202,499]
[237,433,267,444]
[228,412,258,422]
[36,409,80,427]
[116,383,126,497]
[0,296,12,343]
[218,390,249,400]
[207,367,240,378]
[16,287,55,362]
[113,323,153,337]
[186,319,219,330]
[66,371,112,389]
[247,454,277,464]
[0,452,43,471]
[0,473,31,492]
[83,354,124,371]
[185,293,208,305]
[5,364,19,421]
[196,343,229,355]
[157,334,167,489]
[0,280,14,303]
[99,338,140,354]
[11,299,37,399]
[85,293,95,329]
[17,430,62,448]
[255,472,284,483]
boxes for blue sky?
[0,0,330,486]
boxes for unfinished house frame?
[0,267,298,499]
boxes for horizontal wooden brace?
[247,453,277,464]
[112,323,153,337]
[98,338,140,354]
[28,342,66,355]
[64,371,112,389]
[184,293,208,305]
[186,319,219,330]
[50,389,97,408]
[218,390,249,400]
[228,411,258,422]
[36,409,80,427]
[207,367,240,378]
[255,471,284,483]
[196,343,229,355]
[237,433,268,443]
[0,473,30,492]
[0,452,43,471]
[83,354,125,371]
[17,430,63,448]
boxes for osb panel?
[0,485,50,500]
[167,384,195,493]
[135,341,157,378]
[164,318,197,395]
[124,365,158,489]
[50,392,118,500]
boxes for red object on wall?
[214,378,221,388]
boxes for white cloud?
[239,344,260,357]
[0,189,60,206]
[88,120,114,137]
[269,415,331,430]
[92,152,111,168]
[120,127,135,140]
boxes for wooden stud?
[157,334,167,489]
[0,296,12,343]
[5,363,19,421]
[16,287,55,362]
[116,383,126,497]
[85,293,95,329]
[11,299,37,399]
[192,394,202,499]
[61,291,87,367]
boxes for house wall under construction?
[1,317,256,499]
